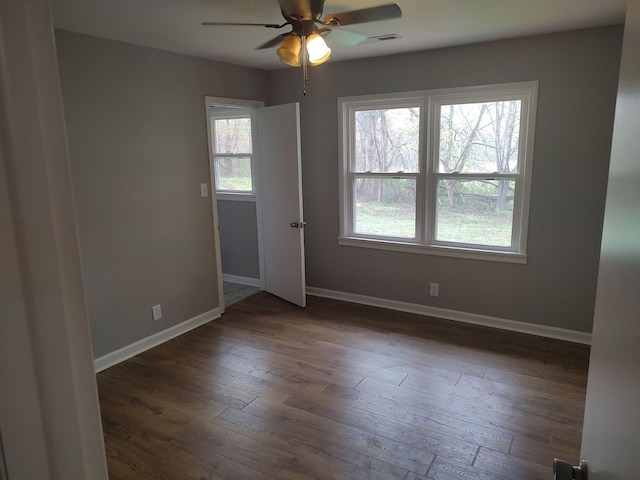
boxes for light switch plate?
[200,183,208,197]
[152,304,162,321]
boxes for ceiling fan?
[202,0,402,89]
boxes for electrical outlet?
[429,283,439,297]
[152,304,162,321]
[200,183,208,197]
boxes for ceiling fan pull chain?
[301,35,308,96]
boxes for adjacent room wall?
[55,30,268,357]
[268,26,623,333]
[209,105,261,282]
[218,199,260,279]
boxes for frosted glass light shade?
[306,33,331,66]
[277,35,301,67]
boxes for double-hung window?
[339,82,538,263]
[210,112,255,196]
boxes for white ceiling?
[51,0,627,70]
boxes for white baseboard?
[94,307,223,373]
[93,288,590,373]
[222,273,261,288]
[306,287,592,345]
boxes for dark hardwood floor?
[97,293,590,480]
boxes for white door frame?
[0,0,108,477]
[204,96,266,311]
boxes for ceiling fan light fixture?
[306,32,331,66]
[277,34,302,67]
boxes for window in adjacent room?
[338,81,538,263]
[211,111,254,195]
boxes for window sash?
[431,93,529,175]
[349,172,421,241]
[350,102,423,174]
[430,173,521,248]
[211,115,256,194]
[212,116,253,155]
[213,154,254,193]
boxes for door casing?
[205,97,307,309]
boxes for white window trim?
[209,104,258,201]
[338,81,538,264]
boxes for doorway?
[204,97,307,310]
[205,98,264,308]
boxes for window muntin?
[339,83,537,262]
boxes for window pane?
[438,100,521,174]
[214,118,252,154]
[435,179,514,247]
[354,178,416,238]
[354,107,420,173]
[214,157,252,191]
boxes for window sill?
[216,192,256,202]
[338,236,527,264]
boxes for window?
[339,82,537,263]
[210,111,255,196]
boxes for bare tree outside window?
[214,118,252,154]
[355,108,419,173]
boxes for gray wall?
[581,1,640,477]
[55,30,268,357]
[56,25,623,361]
[218,199,260,279]
[268,26,623,333]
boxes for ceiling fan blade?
[323,28,369,46]
[322,3,401,27]
[201,21,283,28]
[256,33,289,49]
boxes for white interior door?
[256,103,306,307]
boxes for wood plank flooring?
[97,293,590,480]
